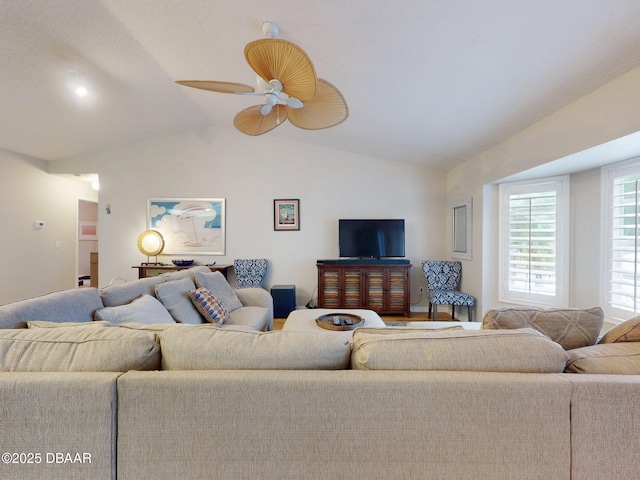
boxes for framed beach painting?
[274,199,300,231]
[147,198,226,255]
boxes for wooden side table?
[132,264,231,279]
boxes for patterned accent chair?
[422,260,476,321]
[233,259,268,289]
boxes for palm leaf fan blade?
[175,80,255,94]
[287,79,348,130]
[245,39,317,101]
[233,105,287,136]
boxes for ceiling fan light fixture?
[264,92,278,106]
[262,21,279,39]
[69,70,89,98]
[286,97,303,109]
[260,104,273,115]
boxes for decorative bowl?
[172,259,194,267]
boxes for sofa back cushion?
[27,320,111,328]
[0,327,160,372]
[481,306,604,350]
[160,326,351,370]
[565,342,640,374]
[94,294,175,325]
[351,327,568,372]
[100,276,165,307]
[0,288,104,329]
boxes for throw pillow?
[154,277,203,324]
[481,306,604,350]
[195,271,243,312]
[189,288,229,325]
[94,294,175,326]
[598,315,640,344]
[565,342,640,374]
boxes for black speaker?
[271,285,296,318]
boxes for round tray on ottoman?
[316,313,364,331]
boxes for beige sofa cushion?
[119,322,183,331]
[224,305,270,331]
[160,326,351,370]
[0,327,160,372]
[598,315,640,344]
[27,320,112,328]
[482,306,604,350]
[351,327,568,372]
[94,294,175,325]
[565,342,640,374]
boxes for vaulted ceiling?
[3,0,640,170]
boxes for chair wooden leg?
[468,305,472,322]
[428,302,433,319]
[451,305,455,321]
[433,304,438,320]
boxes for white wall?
[19,64,640,315]
[447,64,640,318]
[0,150,98,303]
[50,127,447,309]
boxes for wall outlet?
[419,287,424,294]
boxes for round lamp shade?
[137,230,165,257]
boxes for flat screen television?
[338,219,405,258]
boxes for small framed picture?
[274,199,300,231]
[78,221,98,240]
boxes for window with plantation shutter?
[499,176,569,307]
[603,158,640,320]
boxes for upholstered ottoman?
[283,308,386,342]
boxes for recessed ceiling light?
[69,71,89,98]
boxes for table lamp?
[137,230,165,265]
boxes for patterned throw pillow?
[189,288,228,325]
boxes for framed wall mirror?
[451,197,472,260]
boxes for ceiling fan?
[176,22,348,136]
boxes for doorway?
[78,199,98,287]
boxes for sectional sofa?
[0,266,273,331]
[0,268,639,479]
